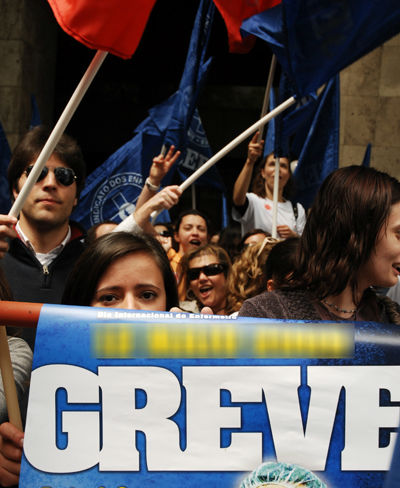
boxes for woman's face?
[90,251,167,310]
[175,214,208,254]
[358,202,400,288]
[188,253,227,314]
[261,154,290,193]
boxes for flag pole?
[150,96,296,221]
[9,50,108,218]
[0,301,42,428]
[4,49,107,428]
[271,157,280,238]
[191,184,196,209]
[0,327,22,430]
[179,96,295,193]
[257,54,277,143]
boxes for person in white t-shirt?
[232,131,306,238]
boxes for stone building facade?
[0,0,57,149]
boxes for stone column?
[0,0,57,149]
[340,33,400,178]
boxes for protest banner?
[18,304,400,487]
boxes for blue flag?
[73,0,228,230]
[0,120,11,214]
[293,75,340,209]
[361,143,371,167]
[29,95,41,129]
[241,0,400,97]
[262,73,338,210]
[264,72,318,158]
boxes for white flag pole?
[150,96,296,221]
[0,327,22,430]
[271,156,280,238]
[191,184,197,209]
[257,54,277,143]
[179,96,295,193]
[9,50,108,218]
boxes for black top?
[1,223,86,349]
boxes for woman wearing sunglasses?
[180,244,237,315]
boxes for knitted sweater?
[239,289,400,325]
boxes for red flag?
[213,0,281,53]
[47,0,157,59]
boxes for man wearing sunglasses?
[0,126,86,350]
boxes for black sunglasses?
[187,263,227,282]
[24,165,77,186]
[158,230,172,237]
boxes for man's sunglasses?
[24,165,77,186]
[187,263,227,282]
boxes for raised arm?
[135,185,182,235]
[136,145,181,210]
[115,185,182,235]
[232,132,264,206]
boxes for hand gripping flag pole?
[180,96,295,193]
[3,50,107,428]
[8,50,108,218]
[151,95,296,222]
[0,301,42,430]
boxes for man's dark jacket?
[0,223,86,349]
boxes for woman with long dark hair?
[62,231,179,310]
[239,165,400,323]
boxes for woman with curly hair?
[228,237,279,310]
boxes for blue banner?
[20,304,400,487]
[0,120,11,214]
[241,0,400,97]
[73,0,228,230]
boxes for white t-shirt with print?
[232,192,306,236]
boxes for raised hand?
[149,145,181,187]
[0,215,18,259]
[246,131,264,165]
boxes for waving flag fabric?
[262,73,338,210]
[0,120,11,214]
[264,72,318,158]
[47,0,157,59]
[361,143,372,167]
[241,0,400,96]
[29,95,41,129]
[212,0,281,53]
[73,0,228,229]
[293,75,340,209]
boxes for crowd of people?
[0,125,400,485]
